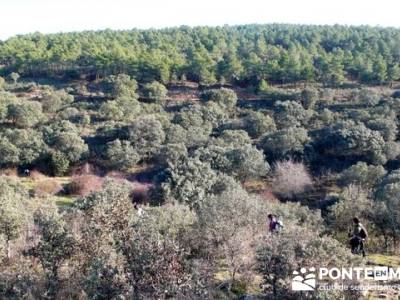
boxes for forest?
[0,24,400,299]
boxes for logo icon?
[292,267,316,291]
[373,267,389,281]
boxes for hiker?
[348,217,368,257]
[133,203,144,217]
[268,214,283,234]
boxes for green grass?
[18,177,37,190]
[214,264,263,296]
[55,196,76,208]
[368,254,400,267]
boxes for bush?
[259,127,310,160]
[256,223,359,299]
[29,170,47,181]
[196,188,264,289]
[200,88,238,108]
[274,100,313,128]
[0,168,18,177]
[318,120,388,165]
[50,151,70,176]
[40,89,74,113]
[226,144,270,181]
[143,81,168,102]
[34,180,63,197]
[392,90,400,99]
[131,181,152,203]
[68,175,104,197]
[0,136,20,166]
[9,72,20,84]
[328,185,374,234]
[300,87,319,109]
[359,88,380,106]
[0,77,5,90]
[100,96,141,121]
[7,100,45,128]
[125,115,165,158]
[106,139,140,171]
[340,162,387,188]
[272,160,313,199]
[242,110,276,138]
[103,74,138,98]
[216,130,251,147]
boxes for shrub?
[34,180,63,197]
[100,96,141,122]
[200,88,238,108]
[196,188,265,289]
[40,89,74,113]
[143,81,168,102]
[0,176,29,260]
[70,163,96,176]
[242,110,276,138]
[318,120,388,165]
[299,87,319,109]
[0,168,18,177]
[131,181,152,203]
[50,151,70,176]
[9,72,20,84]
[103,74,138,98]
[68,175,104,197]
[226,144,270,181]
[106,139,140,171]
[272,160,313,199]
[374,169,400,245]
[216,130,251,147]
[125,115,165,158]
[29,170,47,181]
[359,88,381,106]
[273,100,313,128]
[392,90,400,99]
[0,136,20,166]
[340,162,387,188]
[328,185,374,234]
[7,100,45,128]
[257,79,270,94]
[259,127,310,160]
[256,223,359,299]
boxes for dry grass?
[131,181,152,203]
[70,163,96,176]
[106,170,126,179]
[29,170,47,181]
[68,175,104,197]
[0,167,18,177]
[34,179,63,197]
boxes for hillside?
[0,24,400,299]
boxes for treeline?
[1,24,400,85]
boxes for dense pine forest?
[1,24,400,299]
[1,24,400,85]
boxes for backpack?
[359,224,368,239]
[276,219,284,230]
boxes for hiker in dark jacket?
[349,217,368,257]
[267,214,283,234]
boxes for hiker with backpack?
[348,217,368,257]
[268,214,283,234]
